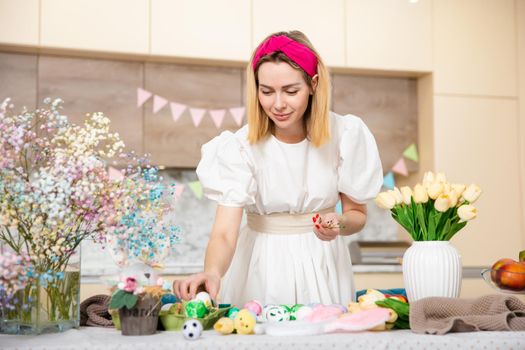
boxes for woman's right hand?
[172,271,221,301]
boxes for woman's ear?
[310,74,319,94]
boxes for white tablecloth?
[1,328,525,350]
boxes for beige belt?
[247,207,335,234]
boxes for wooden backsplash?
[0,51,417,171]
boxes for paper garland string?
[137,88,245,129]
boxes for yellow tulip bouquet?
[375,171,481,241]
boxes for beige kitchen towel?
[410,294,525,334]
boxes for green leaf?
[375,298,411,329]
[410,197,420,240]
[444,221,467,241]
[427,208,436,240]
[441,219,452,240]
[124,293,138,309]
[416,203,427,240]
[394,318,411,329]
[402,205,414,233]
[109,290,127,309]
[435,208,453,239]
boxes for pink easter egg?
[243,300,263,316]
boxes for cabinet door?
[434,0,516,97]
[346,0,432,72]
[434,96,521,266]
[151,0,251,61]
[252,0,345,67]
[41,0,149,54]
[0,0,39,45]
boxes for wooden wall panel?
[0,52,37,110]
[144,63,243,167]
[332,74,418,172]
[38,56,144,155]
[1,51,418,172]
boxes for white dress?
[196,112,383,306]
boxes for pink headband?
[252,35,318,77]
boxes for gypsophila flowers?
[0,98,181,328]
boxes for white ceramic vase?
[402,241,462,302]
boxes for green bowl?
[160,306,231,331]
[109,309,121,330]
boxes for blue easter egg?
[161,293,178,305]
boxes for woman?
[173,30,383,306]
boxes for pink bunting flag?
[174,184,185,199]
[137,88,152,108]
[392,157,408,176]
[108,167,124,182]
[209,109,226,129]
[153,95,168,114]
[229,107,245,126]
[190,108,206,127]
[170,102,187,122]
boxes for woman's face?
[257,61,317,135]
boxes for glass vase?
[0,249,81,334]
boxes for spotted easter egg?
[265,305,290,323]
[289,304,303,320]
[182,319,203,340]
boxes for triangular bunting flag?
[383,171,395,190]
[336,201,343,215]
[108,167,124,182]
[190,108,206,127]
[170,102,186,122]
[392,157,408,176]
[403,143,419,162]
[153,95,168,114]
[209,109,226,129]
[229,107,245,126]
[188,181,203,199]
[174,183,185,199]
[137,88,152,108]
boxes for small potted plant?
[109,275,165,336]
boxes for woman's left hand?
[312,212,340,241]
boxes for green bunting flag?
[402,143,419,162]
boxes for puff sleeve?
[337,116,383,204]
[196,130,257,207]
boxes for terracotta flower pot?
[118,295,161,336]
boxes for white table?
[1,327,525,350]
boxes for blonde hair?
[246,30,331,147]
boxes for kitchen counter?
[2,327,525,350]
